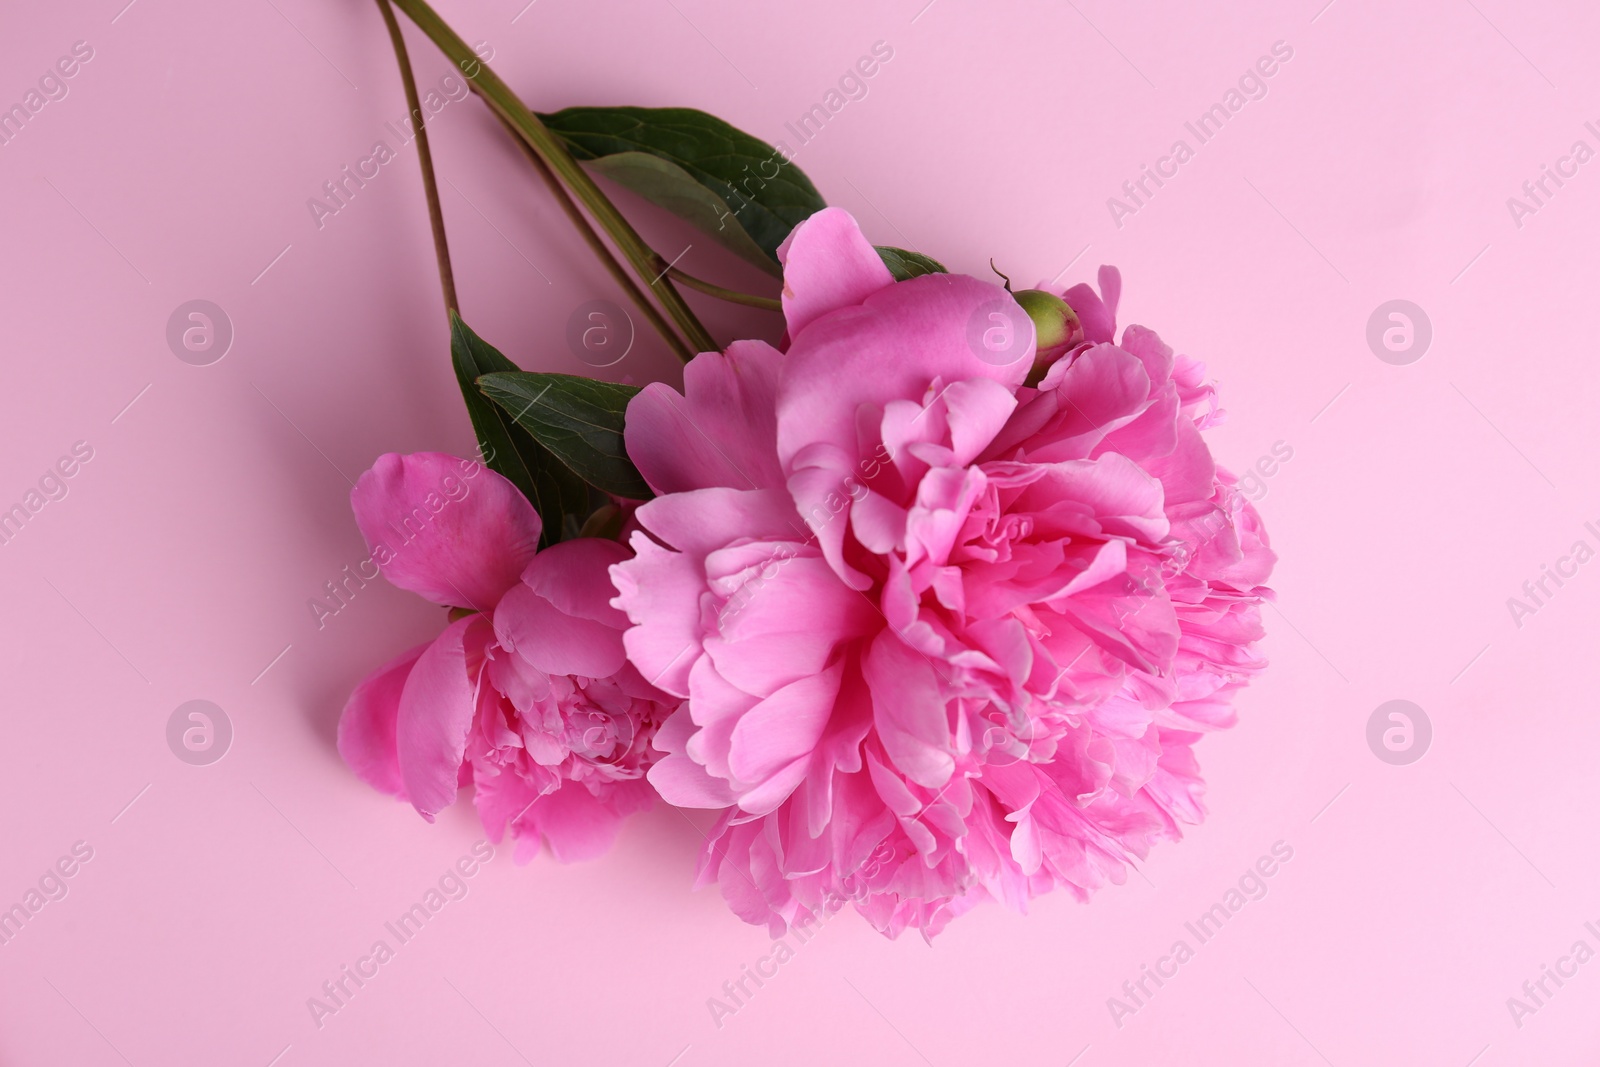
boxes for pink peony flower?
[337,452,675,862]
[611,208,1274,938]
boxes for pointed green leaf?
[583,151,777,272]
[450,313,598,546]
[538,106,827,275]
[876,246,946,281]
[476,371,653,501]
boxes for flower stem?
[492,112,693,362]
[666,268,782,311]
[387,0,719,357]
[375,0,457,316]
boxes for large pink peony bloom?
[337,452,674,862]
[611,208,1274,938]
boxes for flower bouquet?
[338,0,1276,940]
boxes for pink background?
[2,0,1597,1063]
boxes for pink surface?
[2,0,1596,1063]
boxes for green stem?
[493,112,693,362]
[375,0,457,316]
[388,0,719,357]
[667,267,782,311]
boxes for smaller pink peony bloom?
[338,452,675,862]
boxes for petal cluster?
[612,209,1275,938]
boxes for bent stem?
[493,113,692,362]
[375,0,457,316]
[388,0,719,358]
[667,267,782,311]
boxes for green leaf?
[876,246,947,281]
[450,313,599,546]
[538,106,827,275]
[586,152,777,271]
[476,371,653,502]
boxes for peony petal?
[485,641,550,714]
[939,378,1018,466]
[470,762,546,846]
[624,341,786,495]
[728,665,842,785]
[494,539,630,680]
[1062,265,1120,345]
[633,487,804,558]
[863,632,954,788]
[1097,266,1122,330]
[396,615,489,820]
[495,582,626,679]
[704,555,877,698]
[352,452,541,611]
[649,751,740,808]
[517,537,633,626]
[610,531,707,697]
[1119,324,1174,385]
[777,207,894,338]
[1139,417,1216,508]
[735,756,813,816]
[522,782,652,863]
[337,641,428,800]
[779,275,1033,466]
[683,655,758,781]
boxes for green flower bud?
[1013,289,1080,385]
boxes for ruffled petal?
[648,707,740,808]
[777,273,1034,586]
[625,341,786,494]
[1061,265,1121,345]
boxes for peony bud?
[1013,289,1079,384]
